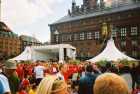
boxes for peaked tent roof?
[11,47,32,61]
[88,38,137,62]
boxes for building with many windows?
[0,22,21,59]
[50,0,140,60]
[20,35,42,51]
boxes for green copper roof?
[0,21,18,38]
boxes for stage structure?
[10,44,76,63]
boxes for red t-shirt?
[16,66,24,80]
[132,88,140,94]
[21,79,30,88]
[19,90,28,94]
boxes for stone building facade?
[50,0,140,60]
[20,35,42,51]
[0,22,21,59]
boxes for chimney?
[83,0,98,9]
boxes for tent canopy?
[10,47,32,61]
[88,38,137,62]
[10,44,76,62]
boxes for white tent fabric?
[10,44,76,62]
[88,38,136,62]
[11,47,32,61]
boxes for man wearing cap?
[0,60,11,94]
[4,60,20,94]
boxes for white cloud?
[1,0,55,27]
[1,0,82,42]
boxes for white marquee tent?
[88,38,137,62]
[10,44,76,62]
[10,47,32,61]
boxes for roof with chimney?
[51,1,140,25]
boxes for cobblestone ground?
[121,73,132,90]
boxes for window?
[56,35,59,42]
[132,51,137,57]
[87,32,92,39]
[131,26,137,36]
[62,35,66,42]
[24,41,27,45]
[74,34,78,40]
[67,34,72,41]
[62,34,72,41]
[80,33,85,40]
[121,41,126,47]
[5,34,8,38]
[120,28,127,37]
[131,40,137,46]
[51,27,55,31]
[112,31,117,37]
[95,32,100,39]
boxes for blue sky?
[1,0,83,42]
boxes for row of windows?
[132,51,138,57]
[23,42,41,45]
[52,12,137,31]
[124,51,140,58]
[0,40,21,43]
[112,26,139,37]
[54,26,139,42]
[0,33,18,38]
[120,40,138,47]
[0,45,21,49]
[0,42,21,46]
[60,31,100,42]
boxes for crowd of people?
[0,59,140,94]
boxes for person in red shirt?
[18,89,28,94]
[16,64,24,81]
[132,84,140,94]
[56,64,68,81]
[20,74,30,91]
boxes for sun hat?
[4,60,17,69]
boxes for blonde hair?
[94,73,130,94]
[51,79,67,93]
[37,75,67,94]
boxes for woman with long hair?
[37,75,69,94]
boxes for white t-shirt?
[56,72,64,80]
[34,65,45,79]
[72,73,78,81]
[0,73,11,94]
[52,67,57,73]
